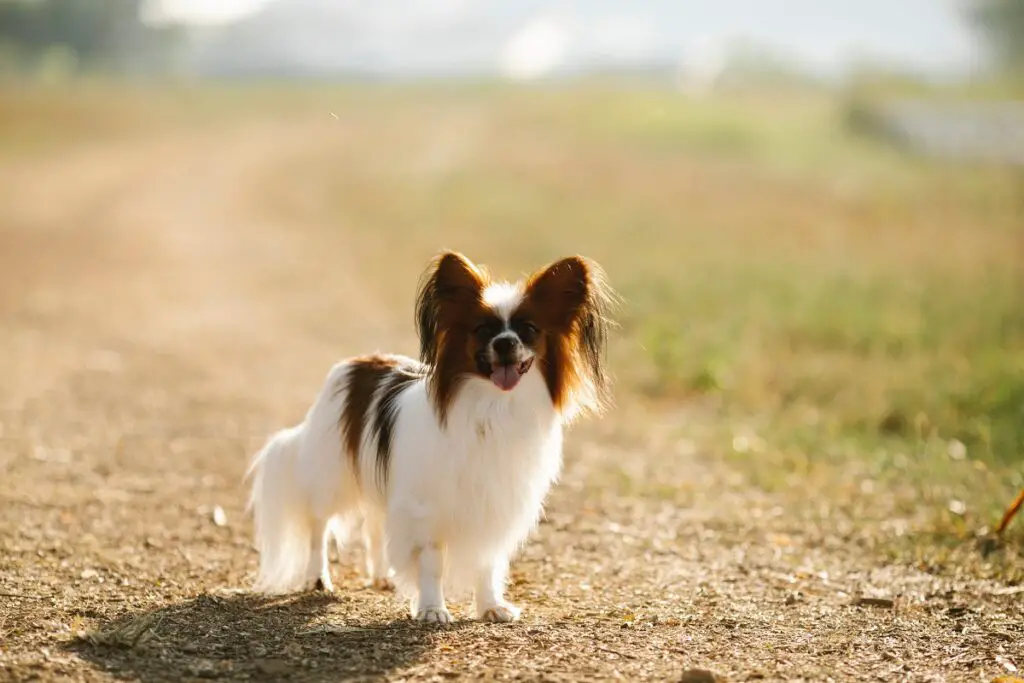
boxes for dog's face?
[469,282,540,392]
[416,252,614,421]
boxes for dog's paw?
[415,605,453,625]
[479,603,521,623]
[368,576,395,592]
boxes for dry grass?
[0,83,1021,682]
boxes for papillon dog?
[247,251,615,623]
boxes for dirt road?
[1,112,1021,682]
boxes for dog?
[247,251,615,623]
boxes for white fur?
[247,354,563,621]
[482,282,524,318]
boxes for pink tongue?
[490,365,521,391]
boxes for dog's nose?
[492,335,520,361]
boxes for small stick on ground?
[997,489,1024,536]
[0,592,49,600]
[596,645,638,660]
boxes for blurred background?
[0,1,1022,545]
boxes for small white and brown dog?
[247,251,615,623]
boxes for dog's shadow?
[64,590,461,682]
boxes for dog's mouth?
[490,357,534,392]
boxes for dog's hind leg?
[304,516,334,592]
[362,513,394,591]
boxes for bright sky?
[145,0,271,25]
[149,0,983,79]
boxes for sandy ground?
[1,117,1021,683]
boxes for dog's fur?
[247,252,615,623]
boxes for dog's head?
[415,251,616,422]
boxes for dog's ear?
[523,256,591,332]
[415,251,487,363]
[524,255,617,414]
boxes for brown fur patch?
[339,355,397,471]
[370,362,426,488]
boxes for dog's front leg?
[412,542,451,624]
[475,557,520,622]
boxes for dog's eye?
[473,320,501,337]
[513,320,539,341]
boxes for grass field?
[0,82,1021,682]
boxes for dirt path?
[0,118,1020,683]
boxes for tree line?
[971,0,1024,76]
[0,0,180,74]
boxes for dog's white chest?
[439,373,563,525]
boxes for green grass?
[4,81,1022,548]
[539,90,1022,460]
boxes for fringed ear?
[573,258,617,413]
[414,251,487,364]
[525,256,619,415]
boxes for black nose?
[492,336,519,361]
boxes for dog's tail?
[246,425,312,593]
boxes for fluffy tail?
[246,425,312,593]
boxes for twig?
[596,645,637,660]
[0,591,50,600]
[854,597,895,608]
[997,488,1024,536]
